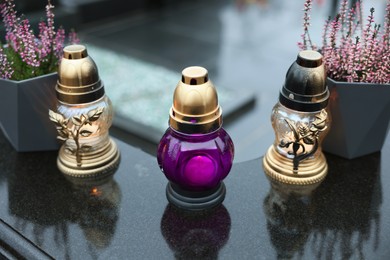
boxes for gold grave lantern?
[263,50,330,186]
[49,45,120,178]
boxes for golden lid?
[56,45,105,104]
[169,66,222,134]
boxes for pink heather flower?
[363,8,375,44]
[1,0,20,51]
[300,0,314,50]
[0,47,14,79]
[17,19,40,68]
[54,28,66,61]
[345,6,356,38]
[356,0,364,32]
[322,16,331,48]
[382,1,390,46]
[299,0,390,83]
[38,22,51,61]
[329,14,341,48]
[339,0,348,37]
[45,1,56,42]
[1,0,17,34]
[303,0,312,31]
[0,0,80,80]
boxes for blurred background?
[2,0,387,162]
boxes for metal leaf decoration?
[87,107,104,122]
[72,116,82,126]
[49,107,105,166]
[80,129,93,137]
[299,124,315,145]
[49,110,65,126]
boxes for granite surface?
[0,130,390,259]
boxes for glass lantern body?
[157,127,234,192]
[271,102,330,160]
[57,95,113,153]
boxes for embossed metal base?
[57,138,120,178]
[263,145,327,185]
[166,182,226,211]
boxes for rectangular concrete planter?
[0,73,60,151]
[323,78,390,159]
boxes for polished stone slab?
[85,44,254,144]
[0,130,389,259]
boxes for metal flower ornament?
[279,110,328,173]
[49,107,104,166]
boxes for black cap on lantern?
[279,50,329,112]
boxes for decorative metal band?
[281,86,329,103]
[56,80,102,94]
[169,107,222,134]
[263,145,328,185]
[169,115,222,134]
[56,85,105,104]
[57,138,120,178]
[279,87,329,112]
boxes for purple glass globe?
[157,127,234,192]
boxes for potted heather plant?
[0,0,79,151]
[299,0,390,159]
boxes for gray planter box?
[0,73,60,151]
[323,78,390,159]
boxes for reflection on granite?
[264,152,382,259]
[161,204,231,259]
[7,152,121,258]
[65,176,121,251]
[311,152,382,260]
[0,130,389,259]
[264,183,313,259]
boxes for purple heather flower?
[300,0,314,50]
[0,47,14,79]
[339,0,348,38]
[299,0,390,83]
[0,0,80,80]
[1,0,17,35]
[54,28,65,61]
[45,1,56,41]
[17,19,40,68]
[383,1,390,42]
[38,22,51,61]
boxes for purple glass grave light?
[157,66,234,210]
